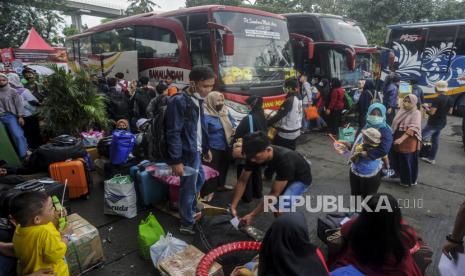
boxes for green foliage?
[100,18,114,24]
[126,0,160,15]
[0,0,65,48]
[39,65,110,137]
[62,25,79,37]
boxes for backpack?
[344,90,354,109]
[367,90,381,104]
[143,92,193,162]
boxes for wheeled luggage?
[130,160,168,206]
[49,159,90,199]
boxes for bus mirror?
[223,33,234,56]
[345,48,356,70]
[308,41,315,60]
[388,51,395,70]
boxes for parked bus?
[385,19,465,109]
[66,5,300,118]
[284,13,380,88]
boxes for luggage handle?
[16,181,45,191]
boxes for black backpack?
[142,93,193,162]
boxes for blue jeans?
[0,113,28,158]
[0,255,16,276]
[302,104,310,130]
[422,124,443,160]
[179,151,205,227]
[277,181,309,211]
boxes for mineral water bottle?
[153,163,196,176]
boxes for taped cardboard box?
[158,245,223,276]
[66,214,104,275]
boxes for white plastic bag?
[104,174,137,218]
[150,233,188,267]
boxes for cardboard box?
[158,245,223,276]
[65,214,104,275]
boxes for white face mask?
[318,82,323,86]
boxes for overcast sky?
[65,0,187,28]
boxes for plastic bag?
[138,212,165,260]
[104,175,137,218]
[150,233,188,267]
[81,131,105,148]
[304,105,319,120]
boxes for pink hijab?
[391,94,422,140]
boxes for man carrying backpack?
[165,66,214,235]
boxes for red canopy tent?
[19,27,55,51]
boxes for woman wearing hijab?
[232,95,267,202]
[389,94,422,187]
[7,73,42,149]
[202,92,235,198]
[340,103,393,197]
[258,213,329,276]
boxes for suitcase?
[0,122,21,166]
[49,159,90,199]
[0,177,69,218]
[86,147,99,162]
[130,160,168,206]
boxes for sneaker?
[411,182,418,186]
[179,225,195,235]
[399,183,411,188]
[421,157,436,164]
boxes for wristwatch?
[446,234,463,244]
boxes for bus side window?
[79,36,91,61]
[110,28,136,52]
[92,31,111,54]
[187,13,212,66]
[421,26,456,72]
[135,26,179,59]
[454,26,465,56]
[65,40,74,61]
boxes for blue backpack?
[110,130,136,165]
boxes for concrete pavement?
[70,115,464,276]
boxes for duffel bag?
[27,135,86,171]
[193,214,256,275]
[110,130,136,165]
[97,135,113,158]
[317,212,358,243]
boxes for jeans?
[422,124,443,160]
[277,181,309,211]
[0,255,16,276]
[0,113,28,158]
[302,104,310,130]
[179,151,205,227]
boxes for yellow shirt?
[13,222,69,276]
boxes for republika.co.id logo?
[264,195,423,213]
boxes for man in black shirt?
[421,81,453,164]
[230,132,312,226]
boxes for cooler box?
[66,213,104,275]
[158,245,223,276]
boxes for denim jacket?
[205,113,235,151]
[165,92,209,165]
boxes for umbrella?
[26,65,55,76]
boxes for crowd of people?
[1,64,464,276]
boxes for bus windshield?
[321,17,368,46]
[213,11,294,90]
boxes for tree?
[0,0,65,48]
[126,0,160,15]
[62,25,79,37]
[100,18,113,24]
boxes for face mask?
[215,104,224,112]
[367,115,384,125]
[193,92,204,100]
[318,82,323,86]
[311,79,318,85]
[403,102,413,110]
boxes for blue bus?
[384,19,465,110]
